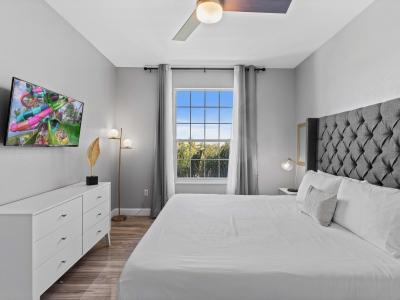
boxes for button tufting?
[316,101,400,188]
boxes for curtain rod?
[143,66,266,72]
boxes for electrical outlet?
[144,189,149,197]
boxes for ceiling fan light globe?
[196,1,223,24]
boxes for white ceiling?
[45,0,375,68]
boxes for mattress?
[118,194,400,300]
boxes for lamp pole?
[111,128,127,222]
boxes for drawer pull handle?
[61,214,67,218]
[61,260,67,264]
[97,230,102,234]
[61,237,67,241]
[97,196,102,199]
[97,212,102,216]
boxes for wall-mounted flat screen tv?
[4,78,84,146]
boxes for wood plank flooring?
[42,216,153,300]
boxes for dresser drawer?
[34,216,82,269]
[83,199,110,232]
[83,186,108,213]
[34,235,82,297]
[33,196,82,241]
[83,217,109,254]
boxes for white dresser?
[0,182,111,300]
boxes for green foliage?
[177,141,230,178]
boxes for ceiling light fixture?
[196,0,223,24]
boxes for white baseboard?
[111,208,151,217]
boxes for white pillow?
[302,185,337,227]
[296,171,342,210]
[335,178,400,258]
[334,177,369,234]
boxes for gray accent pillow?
[302,185,338,227]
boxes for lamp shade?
[281,158,295,171]
[196,0,223,24]
[108,128,120,139]
[122,138,134,149]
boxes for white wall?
[295,0,400,184]
[0,0,117,205]
[115,67,296,208]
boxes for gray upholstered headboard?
[306,98,400,189]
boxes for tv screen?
[4,78,84,146]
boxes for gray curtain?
[150,64,174,218]
[227,65,259,195]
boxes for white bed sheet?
[119,194,400,300]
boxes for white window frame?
[174,87,233,184]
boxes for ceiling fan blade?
[173,10,201,41]
[222,0,292,14]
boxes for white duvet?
[119,194,400,300]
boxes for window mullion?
[189,91,192,178]
[218,91,221,178]
[203,90,206,178]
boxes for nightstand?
[278,188,297,195]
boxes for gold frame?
[297,123,306,166]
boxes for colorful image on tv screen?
[5,78,84,146]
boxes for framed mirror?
[297,123,306,166]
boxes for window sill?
[176,179,227,185]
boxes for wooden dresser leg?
[106,232,111,247]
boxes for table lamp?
[281,158,298,193]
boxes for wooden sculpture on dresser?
[86,137,100,185]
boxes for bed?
[119,194,400,300]
[119,97,400,300]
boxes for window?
[176,89,233,179]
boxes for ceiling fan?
[173,0,293,41]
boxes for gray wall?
[258,70,296,194]
[0,0,117,205]
[295,0,400,184]
[115,68,296,209]
[115,68,157,209]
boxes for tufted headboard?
[306,98,400,189]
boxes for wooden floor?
[42,216,153,300]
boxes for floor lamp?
[108,128,133,222]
